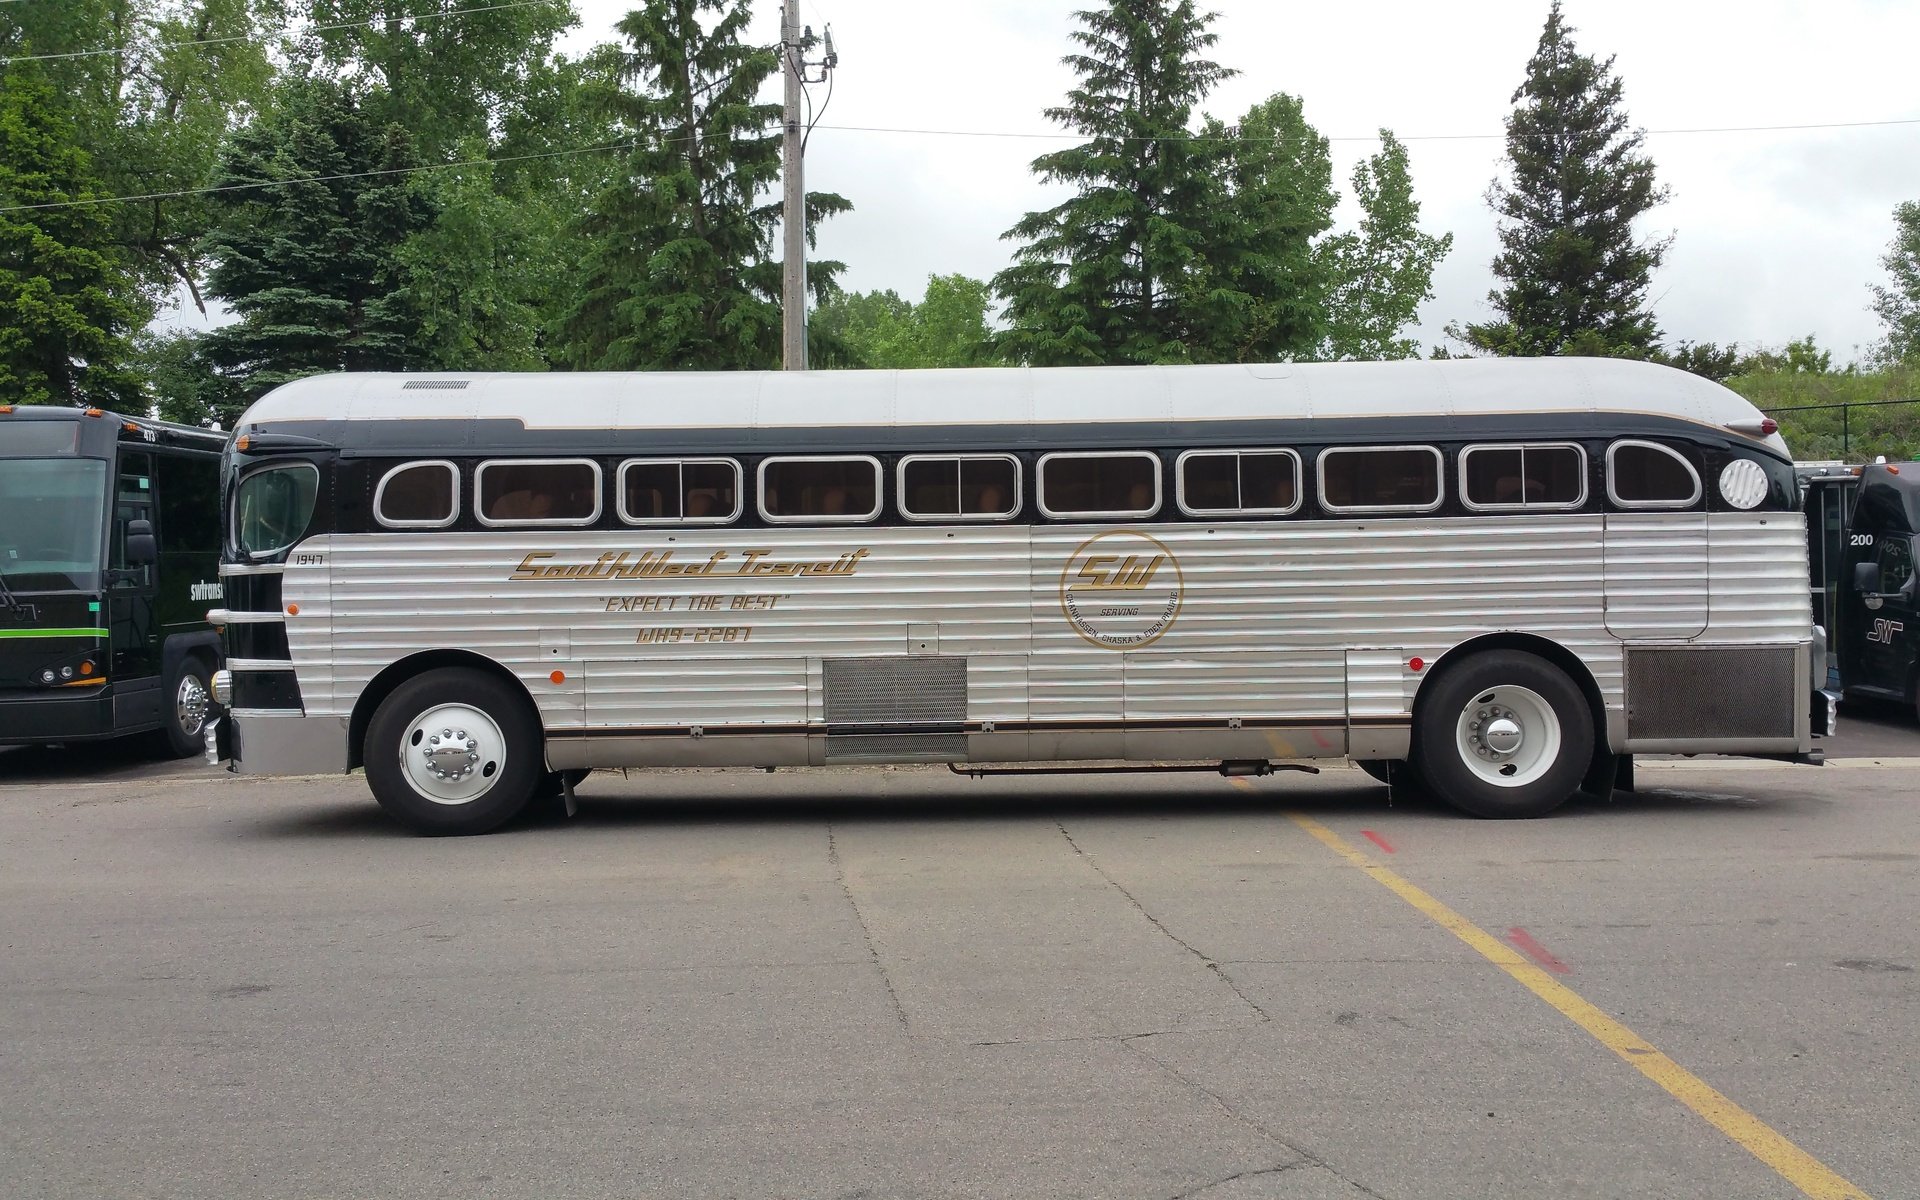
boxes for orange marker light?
[84,408,104,417]
[549,670,566,685]
[0,405,14,414]
[285,603,299,616]
[235,434,251,451]
[79,661,94,676]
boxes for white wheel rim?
[398,703,506,805]
[1454,684,1561,788]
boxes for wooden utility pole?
[780,0,806,371]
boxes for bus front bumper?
[213,710,350,776]
[0,689,117,744]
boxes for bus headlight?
[211,669,232,705]
[39,669,56,684]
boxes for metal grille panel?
[400,379,469,390]
[1626,646,1795,740]
[825,732,970,760]
[824,656,967,726]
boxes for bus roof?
[239,358,1786,453]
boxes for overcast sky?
[552,0,1920,362]
[159,0,1920,363]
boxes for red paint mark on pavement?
[1360,829,1396,854]
[1508,927,1571,975]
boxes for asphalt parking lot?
[1,710,1915,1199]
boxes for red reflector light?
[1891,465,1902,475]
[1408,656,1425,672]
[1760,418,1777,435]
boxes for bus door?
[1802,476,1856,687]
[107,451,162,723]
[1840,530,1917,697]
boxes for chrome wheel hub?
[399,702,506,805]
[1454,686,1562,788]
[177,674,210,737]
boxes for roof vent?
[401,379,470,390]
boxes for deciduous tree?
[1870,200,1920,365]
[1318,132,1452,360]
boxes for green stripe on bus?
[0,628,110,639]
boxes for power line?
[4,111,1917,216]
[0,0,564,64]
[815,115,1920,144]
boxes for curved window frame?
[1457,442,1588,513]
[1605,439,1702,510]
[474,458,603,528]
[1036,450,1162,520]
[232,461,321,560]
[895,453,1023,523]
[1316,445,1445,515]
[615,457,743,527]
[1174,447,1303,518]
[756,455,884,525]
[373,459,460,529]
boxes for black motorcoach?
[0,405,228,754]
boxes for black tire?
[1411,650,1593,819]
[364,668,542,836]
[158,655,215,759]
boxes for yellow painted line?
[1237,783,1872,1200]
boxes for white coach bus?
[205,359,1833,834]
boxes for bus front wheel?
[365,668,542,835]
[1412,651,1592,819]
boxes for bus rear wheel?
[157,656,215,759]
[365,668,541,835]
[1412,651,1592,819]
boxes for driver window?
[112,453,155,588]
[1880,537,1916,595]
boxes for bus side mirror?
[1852,561,1880,593]
[126,518,157,567]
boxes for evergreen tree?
[1870,200,1920,365]
[196,76,437,418]
[0,65,142,406]
[1319,131,1453,360]
[1459,1,1668,358]
[993,0,1234,365]
[1185,93,1337,363]
[554,0,849,371]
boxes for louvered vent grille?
[401,379,470,390]
[823,656,967,725]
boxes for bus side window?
[476,460,601,526]
[1460,444,1586,511]
[1318,446,1442,513]
[899,455,1021,521]
[1037,452,1159,518]
[1177,450,1299,516]
[618,459,741,525]
[374,461,458,528]
[1606,441,1700,508]
[759,457,882,523]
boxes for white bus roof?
[241,357,1780,448]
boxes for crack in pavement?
[1057,822,1273,1024]
[826,822,910,1031]
[1167,1162,1311,1200]
[1122,1037,1394,1200]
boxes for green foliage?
[0,65,142,406]
[134,329,237,425]
[993,0,1234,366]
[194,75,438,421]
[302,0,576,160]
[1459,1,1668,358]
[1651,340,1741,382]
[1870,200,1920,365]
[2,0,284,316]
[395,155,550,371]
[812,275,995,369]
[553,0,848,371]
[1728,361,1920,462]
[1318,131,1453,360]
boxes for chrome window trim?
[1457,442,1588,513]
[757,454,884,524]
[1036,450,1162,520]
[615,457,743,526]
[1174,447,1303,517]
[896,453,1023,522]
[1316,445,1445,514]
[1606,439,1702,510]
[474,458,603,527]
[232,461,321,560]
[372,459,460,529]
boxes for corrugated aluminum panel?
[1604,513,1709,638]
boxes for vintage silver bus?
[205,358,1833,834]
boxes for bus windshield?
[0,458,107,591]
